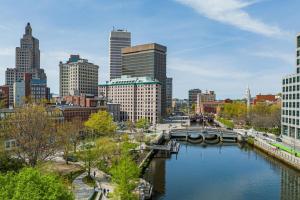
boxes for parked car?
[276,137,282,142]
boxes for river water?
[144,142,300,200]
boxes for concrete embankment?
[252,138,300,171]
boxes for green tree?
[0,168,74,200]
[77,143,98,177]
[110,155,140,200]
[135,118,150,132]
[84,111,117,136]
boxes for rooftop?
[99,75,161,86]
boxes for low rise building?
[99,75,161,124]
[196,91,216,113]
[253,94,281,105]
[62,94,106,108]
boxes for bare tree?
[0,105,60,166]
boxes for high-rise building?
[122,43,167,115]
[5,23,48,106]
[281,33,300,147]
[166,77,173,113]
[109,28,131,80]
[59,55,99,97]
[188,89,202,106]
[13,80,25,107]
[98,75,161,124]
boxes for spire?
[25,22,32,36]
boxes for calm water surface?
[144,142,300,200]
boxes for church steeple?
[25,22,32,35]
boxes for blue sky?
[0,0,298,99]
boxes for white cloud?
[250,51,294,65]
[175,0,288,37]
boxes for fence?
[254,138,300,170]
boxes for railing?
[254,138,300,169]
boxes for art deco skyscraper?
[109,28,131,80]
[5,23,48,105]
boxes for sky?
[0,0,298,99]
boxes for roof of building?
[122,43,166,54]
[99,75,161,86]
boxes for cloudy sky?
[0,0,298,99]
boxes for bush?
[0,153,25,173]
[0,168,74,200]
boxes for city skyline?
[0,0,299,99]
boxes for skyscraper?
[166,77,173,113]
[122,43,167,115]
[188,89,202,106]
[109,28,131,80]
[59,55,99,97]
[5,23,48,106]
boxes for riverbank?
[249,137,300,171]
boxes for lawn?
[271,143,300,158]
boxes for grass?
[37,161,85,183]
[216,117,234,129]
[82,175,96,187]
[271,143,300,157]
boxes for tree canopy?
[84,111,116,136]
[0,104,60,166]
[0,168,73,200]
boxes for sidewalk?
[73,172,95,200]
[92,168,114,199]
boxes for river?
[144,142,300,200]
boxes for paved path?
[92,168,114,200]
[73,172,94,200]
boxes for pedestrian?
[103,188,106,196]
[93,171,96,177]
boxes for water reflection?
[145,143,300,200]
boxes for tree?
[126,121,135,134]
[77,143,98,177]
[0,168,74,200]
[84,111,117,136]
[110,155,140,200]
[0,104,60,167]
[135,118,150,133]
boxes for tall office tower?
[166,77,173,113]
[122,43,167,116]
[281,33,300,147]
[188,89,202,106]
[59,55,99,97]
[99,75,161,124]
[5,23,48,106]
[109,28,131,80]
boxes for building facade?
[99,75,161,124]
[13,80,25,107]
[188,89,202,107]
[196,91,216,114]
[5,23,48,106]
[166,77,173,114]
[0,86,9,108]
[281,33,300,146]
[122,43,167,116]
[109,28,131,80]
[59,55,99,97]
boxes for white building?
[59,55,99,97]
[281,33,300,147]
[109,28,131,80]
[99,75,161,124]
[13,80,25,107]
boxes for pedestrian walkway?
[73,172,95,200]
[91,168,114,200]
